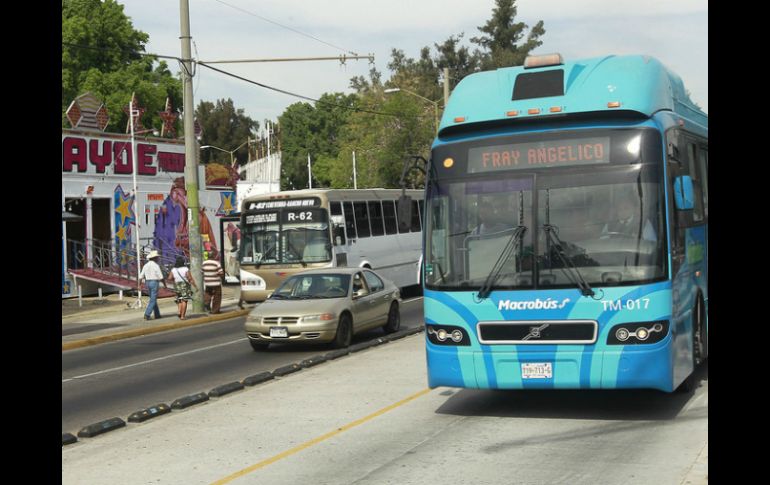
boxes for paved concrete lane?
[62,334,708,485]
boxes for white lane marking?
[62,338,247,383]
[62,297,424,384]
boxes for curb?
[63,326,425,446]
[62,308,251,351]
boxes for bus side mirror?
[397,194,412,232]
[674,175,694,210]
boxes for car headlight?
[302,313,336,323]
[246,315,262,324]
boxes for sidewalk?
[62,284,253,350]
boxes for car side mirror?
[397,194,412,232]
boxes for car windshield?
[271,274,351,300]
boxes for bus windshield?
[425,128,667,291]
[240,208,332,265]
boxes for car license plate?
[270,326,288,338]
[521,362,552,379]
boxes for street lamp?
[384,87,440,135]
[200,139,251,166]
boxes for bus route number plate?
[521,362,552,379]
[270,327,288,338]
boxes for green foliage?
[196,99,259,166]
[62,0,182,133]
[274,0,545,192]
[278,93,357,190]
[471,0,545,69]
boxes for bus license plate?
[270,327,288,338]
[521,362,552,379]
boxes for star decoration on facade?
[66,92,110,131]
[158,97,179,138]
[123,92,146,133]
[216,191,237,216]
[114,189,135,226]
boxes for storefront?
[61,95,240,297]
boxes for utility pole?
[180,0,204,312]
[443,67,450,110]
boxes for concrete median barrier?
[127,404,172,423]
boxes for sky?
[121,0,708,131]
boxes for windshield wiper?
[477,225,527,300]
[542,224,595,297]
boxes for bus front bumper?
[426,344,675,392]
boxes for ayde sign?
[62,134,186,176]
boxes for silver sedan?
[244,267,401,350]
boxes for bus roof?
[440,54,707,136]
[241,188,423,204]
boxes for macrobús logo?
[497,298,571,311]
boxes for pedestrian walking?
[202,250,224,314]
[139,250,164,320]
[167,256,197,320]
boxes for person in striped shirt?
[202,250,224,314]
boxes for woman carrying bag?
[167,256,197,320]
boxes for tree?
[278,93,357,190]
[62,0,182,133]
[471,0,545,69]
[196,98,259,166]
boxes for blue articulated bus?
[420,54,707,392]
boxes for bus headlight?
[426,325,471,346]
[607,321,669,345]
[240,270,266,290]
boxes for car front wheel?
[383,302,400,334]
[333,314,352,348]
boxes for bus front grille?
[477,320,597,345]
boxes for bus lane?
[62,333,707,485]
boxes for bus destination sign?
[467,137,611,173]
[247,197,321,211]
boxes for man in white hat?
[139,250,164,320]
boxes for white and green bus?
[239,189,424,303]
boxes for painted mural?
[153,176,219,264]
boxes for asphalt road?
[62,332,708,485]
[62,297,425,434]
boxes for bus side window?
[698,148,708,219]
[418,200,425,231]
[368,201,385,236]
[330,202,345,246]
[410,200,421,232]
[382,200,397,235]
[686,142,705,223]
[397,200,410,234]
[354,201,371,238]
[343,201,357,240]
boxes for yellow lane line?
[211,387,432,485]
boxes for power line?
[197,61,420,120]
[211,0,359,56]
[63,42,426,121]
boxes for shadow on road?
[435,361,708,422]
